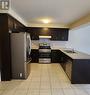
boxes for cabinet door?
[60,29,69,41]
[39,28,51,36]
[29,27,51,40]
[51,28,69,41]
[8,16,14,31]
[51,50,60,63]
[31,31,39,40]
[26,27,69,40]
[31,49,39,63]
[13,20,18,31]
[29,28,39,40]
[60,52,67,70]
[13,19,25,32]
[51,30,58,40]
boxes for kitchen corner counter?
[59,48,90,59]
[59,48,90,84]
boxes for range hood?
[39,36,51,39]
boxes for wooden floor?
[0,63,90,95]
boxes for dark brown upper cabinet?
[39,28,51,36]
[51,28,69,41]
[8,15,26,32]
[26,27,69,41]
[27,28,39,40]
[13,19,26,32]
[26,27,51,40]
[7,15,26,32]
[8,15,14,31]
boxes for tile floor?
[0,63,90,95]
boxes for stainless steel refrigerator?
[11,32,31,79]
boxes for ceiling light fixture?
[42,19,50,24]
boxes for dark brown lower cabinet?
[71,59,90,84]
[31,49,39,63]
[51,50,60,63]
[60,50,90,84]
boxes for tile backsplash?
[51,41,68,49]
[31,40,39,49]
[31,40,68,49]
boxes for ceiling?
[11,0,90,25]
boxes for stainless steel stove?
[39,38,51,63]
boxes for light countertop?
[59,48,90,59]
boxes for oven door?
[39,52,51,58]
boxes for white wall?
[67,24,90,54]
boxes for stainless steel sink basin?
[64,50,76,53]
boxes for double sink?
[64,49,76,53]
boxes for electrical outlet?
[20,73,22,77]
